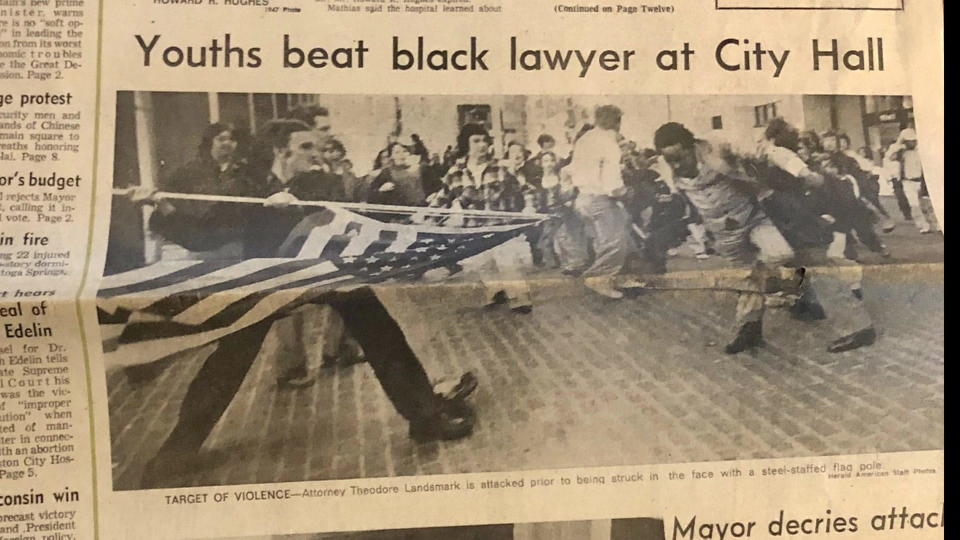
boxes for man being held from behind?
[653,122,876,355]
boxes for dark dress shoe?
[489,290,509,305]
[320,355,338,369]
[409,407,476,443]
[724,320,763,354]
[337,343,367,367]
[510,304,533,315]
[827,327,877,353]
[339,352,367,367]
[789,300,827,321]
[438,372,478,403]
[276,365,317,389]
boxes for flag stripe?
[105,277,351,370]
[358,229,399,258]
[120,265,353,344]
[98,259,301,314]
[297,210,355,257]
[339,224,385,257]
[318,231,360,260]
[98,259,237,298]
[99,204,542,365]
[100,260,203,291]
[385,227,419,253]
[111,230,501,348]
[136,259,326,317]
[173,261,339,325]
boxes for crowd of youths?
[135,101,937,348]
[130,101,939,291]
[115,101,939,485]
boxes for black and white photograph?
[99,92,943,490]
[214,517,666,540]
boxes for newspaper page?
[0,0,944,539]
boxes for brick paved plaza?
[107,248,943,490]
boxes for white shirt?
[464,157,492,187]
[844,149,884,179]
[649,154,677,193]
[884,143,923,180]
[901,148,923,179]
[541,172,561,189]
[568,128,623,195]
[883,143,903,180]
[762,143,807,178]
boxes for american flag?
[98,205,541,369]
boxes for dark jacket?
[150,169,351,258]
[147,157,254,254]
[367,165,428,207]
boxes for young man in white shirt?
[567,105,641,298]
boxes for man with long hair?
[448,122,535,313]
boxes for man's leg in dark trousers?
[890,179,913,221]
[142,288,472,488]
[143,319,273,487]
[326,287,443,425]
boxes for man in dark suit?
[132,120,477,488]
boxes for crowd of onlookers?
[148,102,938,276]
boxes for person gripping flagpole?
[114,119,483,488]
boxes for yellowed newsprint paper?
[0,0,944,539]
